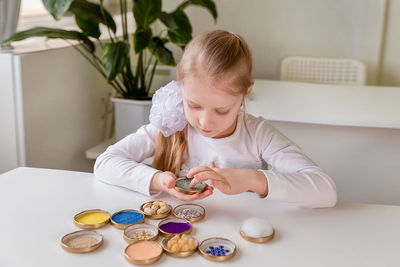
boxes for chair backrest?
[280,56,366,85]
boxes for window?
[20,0,48,18]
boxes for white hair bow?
[149,80,188,137]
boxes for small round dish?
[175,177,206,195]
[110,209,145,230]
[158,218,192,237]
[124,241,163,265]
[61,230,103,253]
[198,237,237,262]
[173,203,205,222]
[124,223,159,244]
[240,230,274,243]
[140,201,172,219]
[161,234,198,257]
[240,217,275,243]
[73,209,110,229]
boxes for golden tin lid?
[172,203,205,222]
[124,223,159,244]
[124,241,163,265]
[198,237,237,262]
[61,230,103,253]
[110,209,145,230]
[240,230,274,243]
[161,234,198,257]
[158,218,192,237]
[240,217,275,243]
[73,209,110,229]
[140,200,172,219]
[175,177,206,195]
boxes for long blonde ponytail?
[152,126,187,176]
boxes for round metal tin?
[158,218,192,237]
[124,223,159,244]
[124,241,163,265]
[174,177,206,195]
[172,203,205,222]
[110,209,145,230]
[199,237,237,262]
[73,209,110,229]
[161,235,198,257]
[240,230,275,243]
[140,201,172,219]
[61,230,103,253]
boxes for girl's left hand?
[187,162,268,196]
[187,162,256,195]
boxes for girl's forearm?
[244,169,269,196]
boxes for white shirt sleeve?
[93,124,161,196]
[255,120,337,208]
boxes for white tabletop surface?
[246,80,400,128]
[0,167,399,267]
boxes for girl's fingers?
[210,161,216,168]
[189,171,219,187]
[187,166,212,178]
[209,179,231,193]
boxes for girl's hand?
[151,171,214,201]
[187,162,268,196]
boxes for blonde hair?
[152,30,253,176]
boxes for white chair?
[280,56,366,85]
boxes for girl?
[94,30,337,208]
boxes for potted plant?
[0,0,21,51]
[4,0,217,140]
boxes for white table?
[246,80,400,205]
[0,167,399,267]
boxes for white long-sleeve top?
[94,112,337,208]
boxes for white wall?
[166,0,400,86]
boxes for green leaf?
[102,41,131,82]
[148,37,175,66]
[133,0,161,28]
[4,27,95,52]
[179,0,218,22]
[159,10,192,46]
[69,0,116,33]
[75,16,101,38]
[133,28,152,53]
[42,0,74,19]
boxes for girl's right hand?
[151,171,214,201]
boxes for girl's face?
[182,71,247,139]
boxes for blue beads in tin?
[206,245,231,256]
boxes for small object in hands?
[61,230,103,253]
[175,177,206,195]
[73,209,110,229]
[162,234,198,257]
[240,217,274,243]
[110,209,145,229]
[173,203,205,222]
[124,241,163,265]
[140,200,171,219]
[158,218,192,236]
[124,223,159,244]
[199,237,236,262]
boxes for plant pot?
[0,0,21,51]
[111,98,152,141]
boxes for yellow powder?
[76,212,110,225]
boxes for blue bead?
[206,251,211,254]
[226,249,230,253]
[209,246,214,249]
